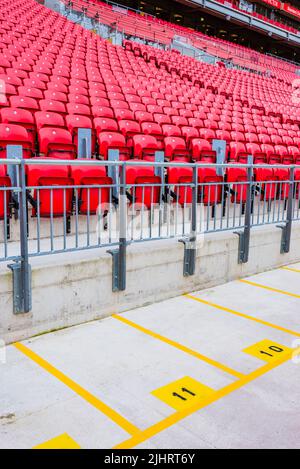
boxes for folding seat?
[94,117,118,134]
[26,160,73,218]
[216,130,230,143]
[199,128,216,142]
[129,102,146,113]
[118,120,141,146]
[164,137,189,161]
[70,163,113,215]
[0,108,36,147]
[135,111,154,124]
[245,132,258,143]
[287,146,300,159]
[198,165,223,207]
[0,124,32,158]
[204,119,218,131]
[246,143,261,157]
[181,126,199,146]
[229,142,247,161]
[69,85,88,96]
[179,109,193,119]
[92,105,114,119]
[218,121,231,131]
[167,165,193,205]
[188,118,203,130]
[162,124,181,138]
[98,132,130,160]
[171,116,188,128]
[111,100,129,110]
[293,137,300,146]
[147,105,163,115]
[66,115,95,153]
[38,128,76,159]
[163,107,178,117]
[39,99,66,116]
[282,136,294,146]
[141,97,156,107]
[66,103,91,117]
[9,95,39,112]
[270,134,283,145]
[125,164,161,209]
[230,131,245,142]
[154,114,171,126]
[226,150,250,203]
[113,108,133,121]
[132,135,159,160]
[90,90,109,102]
[185,103,197,112]
[68,94,90,106]
[191,138,215,162]
[17,86,43,101]
[35,111,65,131]
[108,92,125,102]
[194,110,207,120]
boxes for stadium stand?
[0,0,300,227]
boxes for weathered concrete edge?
[1,222,300,344]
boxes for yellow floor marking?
[243,340,292,363]
[239,279,300,299]
[152,377,216,411]
[113,351,293,449]
[184,294,300,338]
[113,314,244,379]
[14,342,140,436]
[34,433,81,449]
[281,266,300,274]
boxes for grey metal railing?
[1,157,300,313]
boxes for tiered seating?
[62,0,298,81]
[0,0,299,225]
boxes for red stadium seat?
[39,128,76,159]
[0,123,32,158]
[26,160,74,218]
[70,163,113,214]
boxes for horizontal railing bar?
[20,159,300,170]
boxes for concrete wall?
[1,221,300,344]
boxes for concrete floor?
[1,262,300,449]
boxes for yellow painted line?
[239,279,300,299]
[113,314,244,379]
[34,433,81,449]
[113,351,293,449]
[184,294,300,338]
[281,266,300,274]
[14,342,140,436]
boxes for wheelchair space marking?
[152,376,216,411]
[34,433,81,449]
[243,339,292,362]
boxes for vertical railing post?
[235,157,253,264]
[179,164,197,276]
[8,159,32,313]
[277,166,295,254]
[107,161,127,291]
[118,162,127,291]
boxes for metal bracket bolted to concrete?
[276,166,294,255]
[7,262,32,314]
[178,237,196,277]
